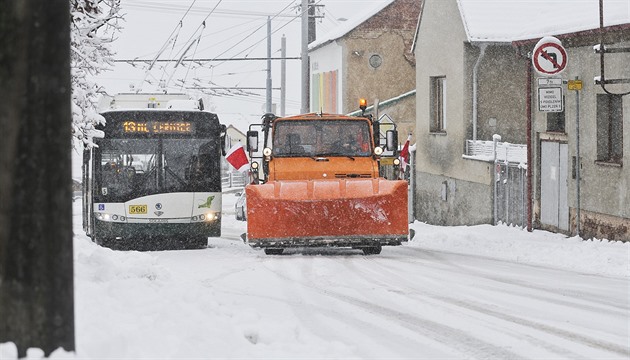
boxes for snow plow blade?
[245,178,408,248]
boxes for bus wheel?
[94,234,115,249]
[193,237,208,249]
[264,248,284,255]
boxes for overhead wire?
[177,0,300,99]
[135,0,198,92]
[212,0,322,68]
[160,0,224,89]
[202,0,298,69]
[132,0,307,103]
[126,2,298,19]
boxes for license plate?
[128,205,147,214]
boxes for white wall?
[310,41,344,113]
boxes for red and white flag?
[226,143,250,172]
[399,133,412,170]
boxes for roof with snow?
[457,0,630,43]
[309,0,396,51]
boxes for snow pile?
[407,222,629,278]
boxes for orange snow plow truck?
[244,102,410,255]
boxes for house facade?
[414,0,528,226]
[308,0,420,139]
[414,0,629,240]
[515,29,630,241]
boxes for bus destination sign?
[123,121,194,134]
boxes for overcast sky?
[94,0,391,128]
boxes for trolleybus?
[82,108,226,249]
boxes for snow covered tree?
[70,0,122,148]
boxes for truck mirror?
[247,131,259,152]
[386,129,398,152]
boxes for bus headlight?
[393,158,401,166]
[95,212,126,223]
[205,212,219,221]
[374,147,383,155]
[263,147,272,156]
[191,212,219,222]
[251,161,259,170]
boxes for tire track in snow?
[395,246,628,313]
[260,257,437,357]
[264,257,526,360]
[351,253,629,359]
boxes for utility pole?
[0,0,75,356]
[300,0,324,113]
[300,0,309,113]
[266,16,272,113]
[308,0,317,43]
[281,35,286,116]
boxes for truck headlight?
[374,147,383,155]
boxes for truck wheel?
[362,244,382,255]
[264,248,284,255]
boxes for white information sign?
[537,78,562,87]
[538,87,563,112]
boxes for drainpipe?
[472,44,488,141]
[513,43,533,232]
[526,53,533,232]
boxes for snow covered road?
[2,192,628,359]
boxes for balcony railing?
[464,140,527,165]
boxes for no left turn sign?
[532,36,568,76]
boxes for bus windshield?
[272,120,372,157]
[96,138,220,202]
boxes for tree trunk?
[0,0,75,357]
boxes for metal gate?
[495,163,527,227]
[540,141,569,231]
[468,139,527,227]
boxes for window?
[546,104,565,133]
[596,94,623,164]
[272,120,372,157]
[430,76,446,132]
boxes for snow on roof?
[309,0,396,51]
[457,0,630,43]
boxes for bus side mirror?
[247,131,259,153]
[386,129,398,152]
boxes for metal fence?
[466,139,527,227]
[494,162,527,227]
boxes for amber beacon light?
[359,98,367,111]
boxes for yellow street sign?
[568,80,583,91]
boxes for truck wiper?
[314,153,355,161]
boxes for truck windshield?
[272,120,372,157]
[96,138,220,202]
